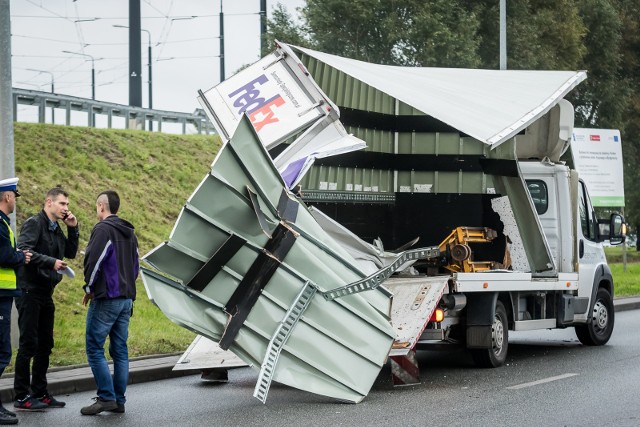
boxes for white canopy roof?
[292,45,586,146]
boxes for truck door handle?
[579,239,584,258]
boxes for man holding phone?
[13,187,79,411]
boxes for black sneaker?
[107,403,125,413]
[14,394,48,411]
[38,393,66,408]
[0,406,15,417]
[80,397,117,415]
[0,411,18,425]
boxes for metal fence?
[12,88,216,135]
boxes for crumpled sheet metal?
[141,115,395,403]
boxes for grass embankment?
[12,122,221,368]
[605,246,640,297]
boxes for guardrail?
[12,88,216,135]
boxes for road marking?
[506,373,579,390]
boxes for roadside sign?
[571,128,624,207]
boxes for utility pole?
[260,0,267,56]
[115,24,152,130]
[129,0,143,129]
[26,69,55,123]
[63,50,96,125]
[0,0,16,196]
[219,0,225,82]
[0,0,20,349]
[500,0,507,70]
[147,29,152,130]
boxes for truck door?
[575,180,607,321]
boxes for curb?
[613,296,640,312]
[0,354,197,404]
[1,297,638,404]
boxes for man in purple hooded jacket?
[80,190,138,416]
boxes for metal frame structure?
[12,88,215,135]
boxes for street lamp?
[26,68,55,123]
[63,50,97,126]
[62,50,95,100]
[220,1,225,81]
[114,24,153,130]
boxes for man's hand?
[82,292,94,306]
[22,249,32,264]
[53,259,67,271]
[63,211,78,227]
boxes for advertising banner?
[571,128,624,207]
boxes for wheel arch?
[590,263,614,309]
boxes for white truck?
[412,158,624,369]
[142,42,626,402]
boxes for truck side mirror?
[608,213,626,245]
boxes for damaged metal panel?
[385,276,449,356]
[487,139,556,276]
[142,115,396,403]
[174,335,248,371]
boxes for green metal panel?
[296,53,511,197]
[299,52,395,114]
[460,172,488,193]
[349,127,394,153]
[397,100,422,116]
[142,116,395,404]
[460,136,486,155]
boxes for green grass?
[609,263,640,297]
[11,122,222,369]
[604,247,640,298]
[604,245,640,263]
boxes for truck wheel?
[575,287,614,346]
[471,300,508,368]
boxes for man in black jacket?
[80,190,138,416]
[13,187,79,411]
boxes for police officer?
[0,178,31,425]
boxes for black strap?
[219,222,298,350]
[186,234,246,292]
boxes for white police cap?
[0,177,20,197]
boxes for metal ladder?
[322,246,440,301]
[253,281,317,403]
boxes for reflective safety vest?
[0,219,18,290]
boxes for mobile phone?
[63,212,69,220]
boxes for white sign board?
[198,51,324,148]
[571,128,624,207]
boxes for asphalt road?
[14,309,640,427]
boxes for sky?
[10,0,304,131]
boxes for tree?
[268,0,481,67]
[471,0,585,70]
[611,0,640,230]
[263,3,309,56]
[570,0,629,128]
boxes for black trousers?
[14,290,55,399]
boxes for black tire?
[470,300,508,368]
[575,287,614,346]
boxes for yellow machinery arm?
[438,227,499,273]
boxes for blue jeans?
[85,298,132,404]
